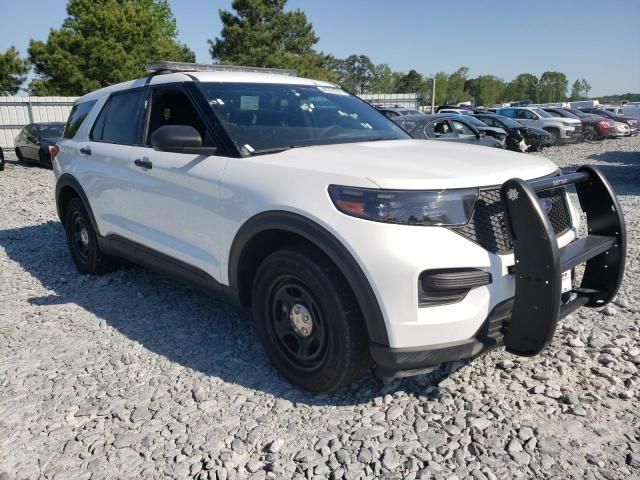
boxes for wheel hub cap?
[289,303,313,337]
[79,227,89,247]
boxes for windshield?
[491,115,523,128]
[39,125,64,138]
[532,108,552,118]
[198,82,409,154]
[464,116,491,128]
[568,108,589,118]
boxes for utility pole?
[431,77,436,114]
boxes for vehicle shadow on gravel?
[560,150,640,196]
[0,220,450,405]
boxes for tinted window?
[500,109,516,118]
[146,85,214,146]
[63,101,97,139]
[100,90,145,144]
[516,109,536,120]
[39,124,65,138]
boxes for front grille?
[451,186,572,254]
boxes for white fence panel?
[0,96,78,148]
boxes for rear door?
[83,88,146,240]
[126,83,228,280]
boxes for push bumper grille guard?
[500,165,626,356]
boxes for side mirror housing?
[150,125,216,155]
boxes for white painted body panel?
[55,72,577,350]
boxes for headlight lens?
[328,185,478,226]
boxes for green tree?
[28,0,194,95]
[446,67,471,103]
[570,79,583,101]
[537,71,569,103]
[464,75,506,106]
[433,71,450,105]
[505,73,538,103]
[334,54,375,93]
[580,78,591,98]
[0,47,29,95]
[369,63,401,93]
[209,0,334,81]
[395,69,424,94]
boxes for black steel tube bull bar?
[500,165,626,356]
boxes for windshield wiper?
[247,145,301,156]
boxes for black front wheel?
[545,129,560,145]
[15,147,24,163]
[64,197,117,275]
[252,247,370,393]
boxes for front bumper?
[372,166,626,376]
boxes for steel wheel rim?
[266,275,328,371]
[72,215,90,260]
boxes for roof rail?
[145,61,298,77]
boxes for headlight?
[328,185,478,226]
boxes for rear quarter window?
[63,100,97,139]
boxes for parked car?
[579,108,639,135]
[392,114,504,148]
[14,122,66,168]
[474,113,553,152]
[437,108,473,116]
[561,108,616,140]
[459,115,508,146]
[542,107,614,141]
[53,61,625,393]
[376,107,424,118]
[497,107,582,144]
[612,121,631,137]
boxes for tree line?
[0,0,613,105]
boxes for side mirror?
[150,125,216,155]
[477,130,486,138]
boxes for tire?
[545,128,560,146]
[252,246,371,393]
[64,197,117,275]
[15,147,24,163]
[584,127,598,142]
[38,149,53,169]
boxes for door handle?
[79,146,91,156]
[134,158,153,170]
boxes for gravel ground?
[0,137,639,480]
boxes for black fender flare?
[228,211,389,346]
[55,173,99,233]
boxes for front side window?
[93,90,144,144]
[198,83,408,154]
[516,109,536,120]
[146,85,214,147]
[63,100,97,139]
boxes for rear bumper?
[372,166,626,376]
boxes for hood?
[256,139,558,190]
[524,126,551,137]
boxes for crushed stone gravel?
[1,137,639,480]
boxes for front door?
[126,84,228,281]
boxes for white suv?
[53,62,626,393]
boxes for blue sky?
[1,0,639,96]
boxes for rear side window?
[63,100,97,139]
[92,90,145,144]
